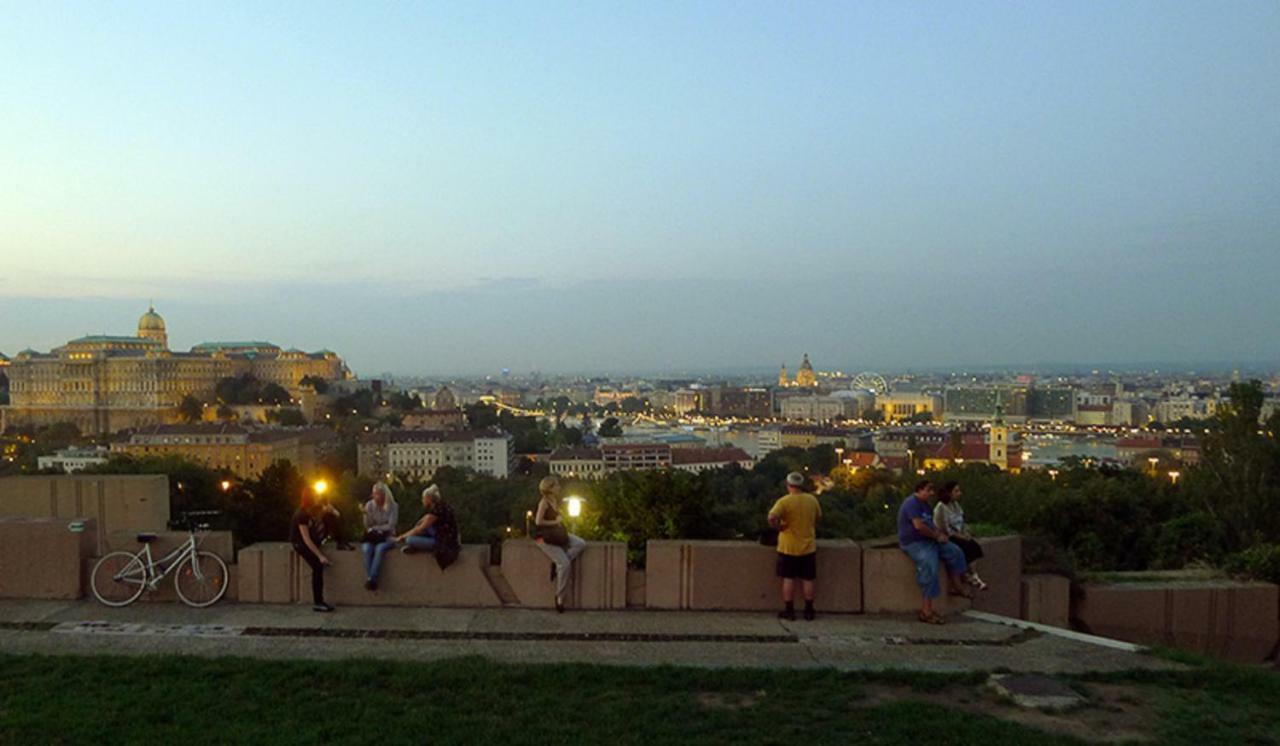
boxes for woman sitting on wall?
[360,481,399,591]
[933,481,988,591]
[533,476,587,613]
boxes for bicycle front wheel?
[91,551,147,607]
[174,551,229,608]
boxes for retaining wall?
[0,517,97,599]
[861,536,1021,616]
[646,539,862,612]
[1021,574,1071,629]
[500,540,628,609]
[237,542,502,607]
[0,475,170,551]
[1074,580,1280,663]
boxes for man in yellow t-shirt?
[768,472,822,621]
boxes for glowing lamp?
[566,496,583,518]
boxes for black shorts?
[776,552,817,580]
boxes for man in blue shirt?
[897,479,968,624]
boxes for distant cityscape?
[1,306,1276,482]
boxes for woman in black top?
[290,491,334,612]
[534,476,587,612]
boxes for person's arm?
[535,499,559,527]
[911,517,948,542]
[299,523,329,564]
[397,512,437,542]
[767,500,786,530]
[932,504,950,536]
[382,502,399,535]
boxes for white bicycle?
[90,510,230,608]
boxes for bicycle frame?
[123,530,204,589]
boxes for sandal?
[918,611,946,625]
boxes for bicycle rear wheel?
[174,551,229,608]
[91,551,147,607]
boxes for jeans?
[361,539,397,582]
[404,526,438,552]
[293,543,325,605]
[536,533,587,600]
[901,540,967,600]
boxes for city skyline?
[2,3,1278,373]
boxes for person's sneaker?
[778,608,796,621]
[369,579,378,592]
[312,602,335,612]
[803,606,816,621]
[364,579,374,591]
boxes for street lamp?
[566,496,583,518]
[1048,469,1059,481]
[1147,457,1159,475]
[313,479,329,497]
[219,480,232,492]
[1168,470,1181,485]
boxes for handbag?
[362,529,389,544]
[537,524,570,548]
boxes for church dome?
[138,305,166,333]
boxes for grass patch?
[0,653,1276,744]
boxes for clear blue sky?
[2,2,1277,375]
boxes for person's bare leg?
[801,580,816,620]
[779,578,796,620]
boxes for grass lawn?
[0,653,1277,745]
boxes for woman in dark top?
[534,476,587,612]
[395,485,461,569]
[290,490,334,612]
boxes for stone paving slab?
[0,600,1183,673]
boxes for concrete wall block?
[1074,581,1280,663]
[501,540,628,610]
[861,537,1012,615]
[237,543,299,604]
[0,475,170,551]
[1021,574,1071,628]
[644,540,861,612]
[294,544,501,607]
[103,530,235,564]
[0,517,96,599]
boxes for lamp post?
[1147,457,1159,476]
[1168,470,1180,485]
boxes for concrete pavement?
[0,600,1182,673]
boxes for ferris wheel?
[850,372,889,395]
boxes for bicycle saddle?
[136,533,158,544]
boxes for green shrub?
[1224,544,1280,584]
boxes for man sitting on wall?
[898,479,968,625]
[768,471,822,621]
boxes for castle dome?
[137,304,168,347]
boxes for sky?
[1,2,1277,376]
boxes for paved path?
[0,600,1181,673]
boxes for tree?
[260,383,291,406]
[267,408,308,427]
[177,395,204,423]
[1188,380,1280,551]
[299,375,330,395]
[597,417,624,438]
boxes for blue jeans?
[902,540,968,600]
[404,526,437,552]
[361,539,397,582]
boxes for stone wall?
[861,536,1021,616]
[0,475,170,550]
[0,517,97,599]
[1074,580,1280,663]
[646,539,862,612]
[500,540,628,610]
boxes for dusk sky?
[2,2,1277,376]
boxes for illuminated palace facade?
[1,306,350,434]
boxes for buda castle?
[1,306,349,434]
